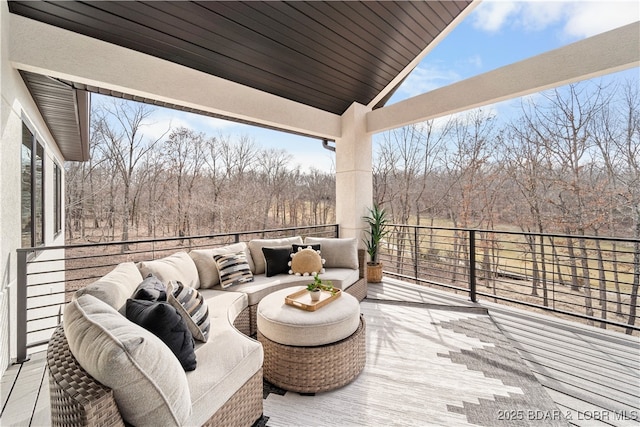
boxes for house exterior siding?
[1,0,66,373]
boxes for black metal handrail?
[380,224,639,335]
[15,224,339,362]
[15,223,639,362]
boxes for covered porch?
[2,2,639,425]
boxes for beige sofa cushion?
[228,268,359,306]
[189,243,254,288]
[138,251,200,289]
[75,262,143,311]
[185,325,263,426]
[185,289,262,426]
[304,237,359,269]
[248,236,303,275]
[64,294,191,427]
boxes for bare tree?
[593,79,640,333]
[92,99,168,249]
[162,127,206,239]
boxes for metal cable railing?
[380,225,639,335]
[15,224,339,362]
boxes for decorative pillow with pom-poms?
[288,247,326,276]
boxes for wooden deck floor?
[370,278,640,426]
[2,278,639,426]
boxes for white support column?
[336,102,372,246]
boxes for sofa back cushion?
[248,236,303,275]
[138,251,200,289]
[75,262,143,311]
[304,237,359,269]
[189,242,254,288]
[64,294,192,426]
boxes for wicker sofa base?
[258,315,366,394]
[201,368,263,427]
[47,320,263,427]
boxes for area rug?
[261,299,568,426]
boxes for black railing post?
[469,229,477,303]
[414,226,419,282]
[16,250,29,363]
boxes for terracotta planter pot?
[367,262,383,283]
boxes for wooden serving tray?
[285,288,342,311]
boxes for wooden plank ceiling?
[9,1,472,115]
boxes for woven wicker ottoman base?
[258,315,366,394]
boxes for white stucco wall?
[1,0,66,372]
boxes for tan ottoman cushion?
[257,286,360,346]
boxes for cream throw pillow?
[74,262,143,311]
[138,251,200,289]
[304,237,359,269]
[64,294,191,426]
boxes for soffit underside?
[8,0,473,115]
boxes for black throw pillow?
[125,299,197,371]
[262,247,292,277]
[132,275,167,302]
[292,243,321,254]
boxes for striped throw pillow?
[167,281,210,342]
[213,251,254,288]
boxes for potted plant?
[362,204,389,283]
[306,273,335,301]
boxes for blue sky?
[117,0,640,172]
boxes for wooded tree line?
[66,77,638,244]
[371,77,639,333]
[64,77,638,332]
[65,99,335,242]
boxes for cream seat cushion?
[64,294,191,427]
[227,268,359,306]
[257,286,360,346]
[184,289,263,426]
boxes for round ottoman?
[257,286,366,393]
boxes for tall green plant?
[363,204,389,264]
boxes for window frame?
[54,161,62,236]
[21,121,45,248]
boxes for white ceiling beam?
[8,13,343,140]
[366,0,482,110]
[367,21,640,134]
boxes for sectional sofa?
[47,236,366,426]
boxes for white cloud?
[563,2,639,38]
[472,1,638,38]
[472,1,520,32]
[396,63,461,98]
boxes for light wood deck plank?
[491,317,639,380]
[0,352,47,426]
